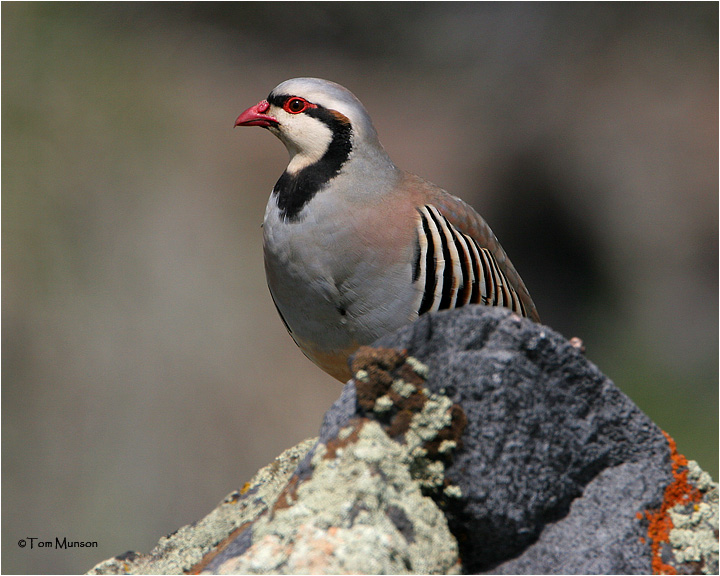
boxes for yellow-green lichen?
[688,460,715,492]
[667,460,718,575]
[374,394,394,413]
[215,421,460,574]
[405,394,454,447]
[405,356,429,379]
[439,440,457,454]
[443,484,463,499]
[391,378,416,398]
[354,369,369,383]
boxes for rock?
[200,346,464,575]
[87,306,718,575]
[86,439,317,575]
[372,306,673,573]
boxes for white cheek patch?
[275,111,334,175]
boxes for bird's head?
[235,78,387,175]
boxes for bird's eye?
[284,97,309,114]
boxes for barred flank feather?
[414,205,528,318]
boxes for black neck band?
[270,97,353,221]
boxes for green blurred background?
[3,3,717,574]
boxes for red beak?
[234,100,278,128]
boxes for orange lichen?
[642,431,703,575]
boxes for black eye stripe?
[267,93,285,108]
[269,93,309,110]
[268,93,350,132]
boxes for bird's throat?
[273,117,353,222]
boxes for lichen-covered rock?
[668,463,718,574]
[208,419,460,574]
[202,350,462,575]
[642,435,719,575]
[87,306,717,575]
[366,306,717,574]
[86,438,316,575]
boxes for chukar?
[235,78,539,382]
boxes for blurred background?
[3,3,717,574]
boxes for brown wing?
[401,172,540,323]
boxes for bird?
[235,78,539,382]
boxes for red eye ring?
[283,97,314,114]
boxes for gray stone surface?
[371,306,674,573]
